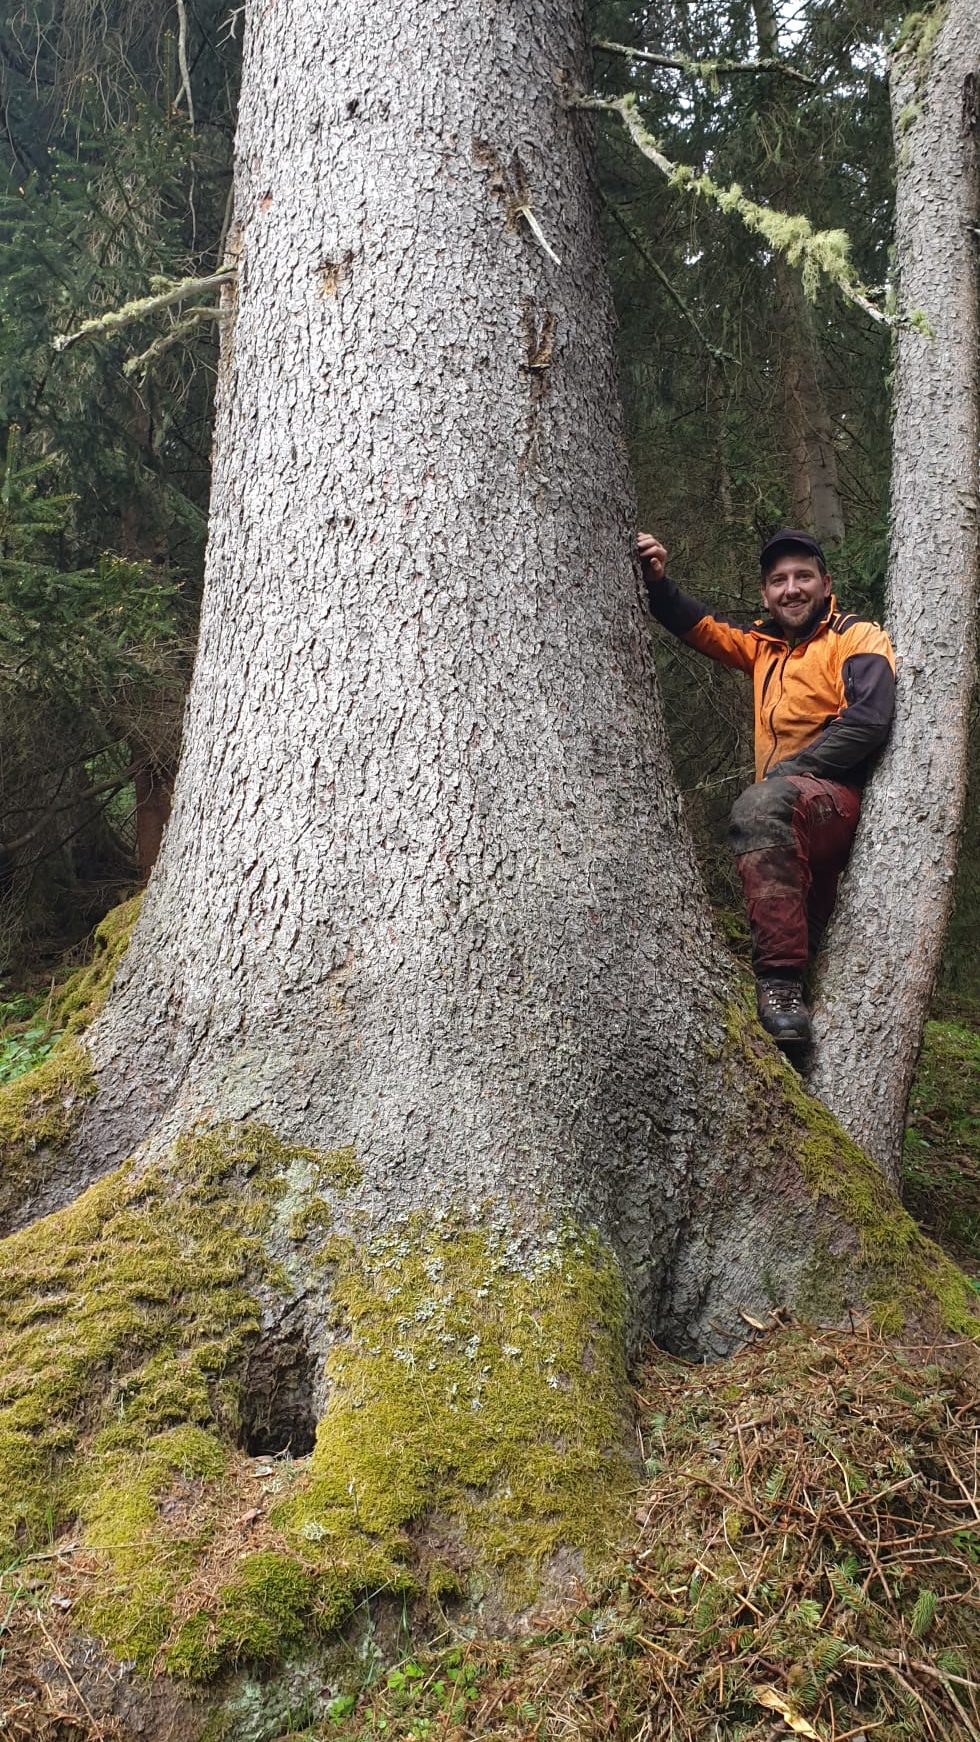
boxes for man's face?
[761,550,831,637]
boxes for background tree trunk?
[753,0,845,547]
[775,257,846,546]
[808,0,980,1178]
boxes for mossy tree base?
[0,1120,635,1714]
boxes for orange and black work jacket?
[646,573,896,786]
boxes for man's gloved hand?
[637,532,667,580]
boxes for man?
[638,529,896,1048]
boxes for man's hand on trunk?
[637,532,667,580]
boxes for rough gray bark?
[13,2,916,1355]
[809,0,979,1178]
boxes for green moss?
[274,1219,634,1617]
[903,1018,980,1267]
[893,6,946,72]
[724,994,980,1338]
[1,1131,631,1684]
[0,1122,361,1668]
[0,896,142,1223]
[166,1553,317,1679]
[51,894,143,1033]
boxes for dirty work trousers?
[729,774,862,977]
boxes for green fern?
[764,1464,787,1501]
[909,1588,938,1639]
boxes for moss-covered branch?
[594,37,817,87]
[577,93,931,333]
[53,269,235,354]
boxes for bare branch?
[53,268,235,353]
[174,0,196,131]
[594,37,817,88]
[603,196,733,364]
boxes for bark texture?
[2,9,976,1732]
[808,0,979,1177]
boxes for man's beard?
[773,597,828,641]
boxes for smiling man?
[638,529,896,1048]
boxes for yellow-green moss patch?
[0,1121,358,1663]
[0,896,143,1224]
[50,893,143,1034]
[274,1219,634,1617]
[725,993,980,1338]
[1,1130,633,1685]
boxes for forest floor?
[0,941,976,1742]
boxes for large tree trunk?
[57,0,855,1348]
[808,0,979,1178]
[0,1,972,1728]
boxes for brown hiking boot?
[756,976,812,1047]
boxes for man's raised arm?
[637,532,757,674]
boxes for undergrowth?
[1,1326,977,1741]
[902,1018,980,1273]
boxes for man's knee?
[729,777,798,856]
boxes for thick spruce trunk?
[46,0,859,1352]
[808,0,979,1179]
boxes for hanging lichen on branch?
[51,267,235,368]
[575,93,932,334]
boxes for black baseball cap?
[759,529,827,574]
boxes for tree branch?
[174,0,196,131]
[594,37,816,88]
[577,93,924,332]
[53,268,235,354]
[603,196,734,364]
[122,307,226,380]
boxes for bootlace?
[766,979,804,1012]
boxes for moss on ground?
[725,992,980,1338]
[0,895,142,1225]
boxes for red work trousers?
[729,774,862,977]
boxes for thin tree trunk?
[808,0,979,1178]
[753,0,845,547]
[776,257,846,545]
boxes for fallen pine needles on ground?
[1,1326,977,1740]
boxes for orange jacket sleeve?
[643,568,758,674]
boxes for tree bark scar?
[519,298,558,480]
[962,72,979,137]
[320,252,353,296]
[472,137,509,206]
